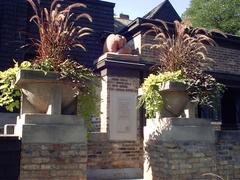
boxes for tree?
[183,0,240,35]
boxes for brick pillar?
[90,53,150,179]
[15,114,87,180]
[95,53,147,139]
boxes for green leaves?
[32,58,55,72]
[183,0,240,35]
[185,73,225,108]
[57,59,100,131]
[139,71,185,118]
[0,61,31,112]
[78,82,100,131]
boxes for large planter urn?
[15,69,78,115]
[158,81,189,118]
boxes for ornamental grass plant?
[0,0,99,123]
[139,20,225,118]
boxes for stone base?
[144,118,215,142]
[15,114,86,143]
[144,118,240,179]
[17,114,87,180]
[87,168,142,179]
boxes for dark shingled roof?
[115,0,181,33]
[143,0,181,22]
[114,17,132,32]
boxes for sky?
[104,0,191,20]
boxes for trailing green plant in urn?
[139,20,225,118]
[0,0,99,126]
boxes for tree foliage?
[183,0,240,35]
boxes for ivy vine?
[0,61,31,112]
[139,70,186,118]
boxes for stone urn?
[15,69,78,115]
[158,81,189,118]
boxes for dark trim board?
[208,71,240,88]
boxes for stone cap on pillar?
[97,52,140,62]
[94,52,154,77]
[144,117,215,142]
[15,114,86,143]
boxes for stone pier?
[144,117,240,179]
[14,70,88,180]
[87,53,146,179]
[16,114,87,180]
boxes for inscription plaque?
[109,90,137,141]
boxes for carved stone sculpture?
[103,34,131,54]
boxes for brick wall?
[146,141,217,179]
[208,46,240,75]
[88,133,143,169]
[20,143,87,180]
[215,131,240,179]
[141,35,160,63]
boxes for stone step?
[0,113,18,127]
[87,168,142,180]
[4,124,15,135]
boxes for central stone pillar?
[95,53,142,140]
[89,53,150,179]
